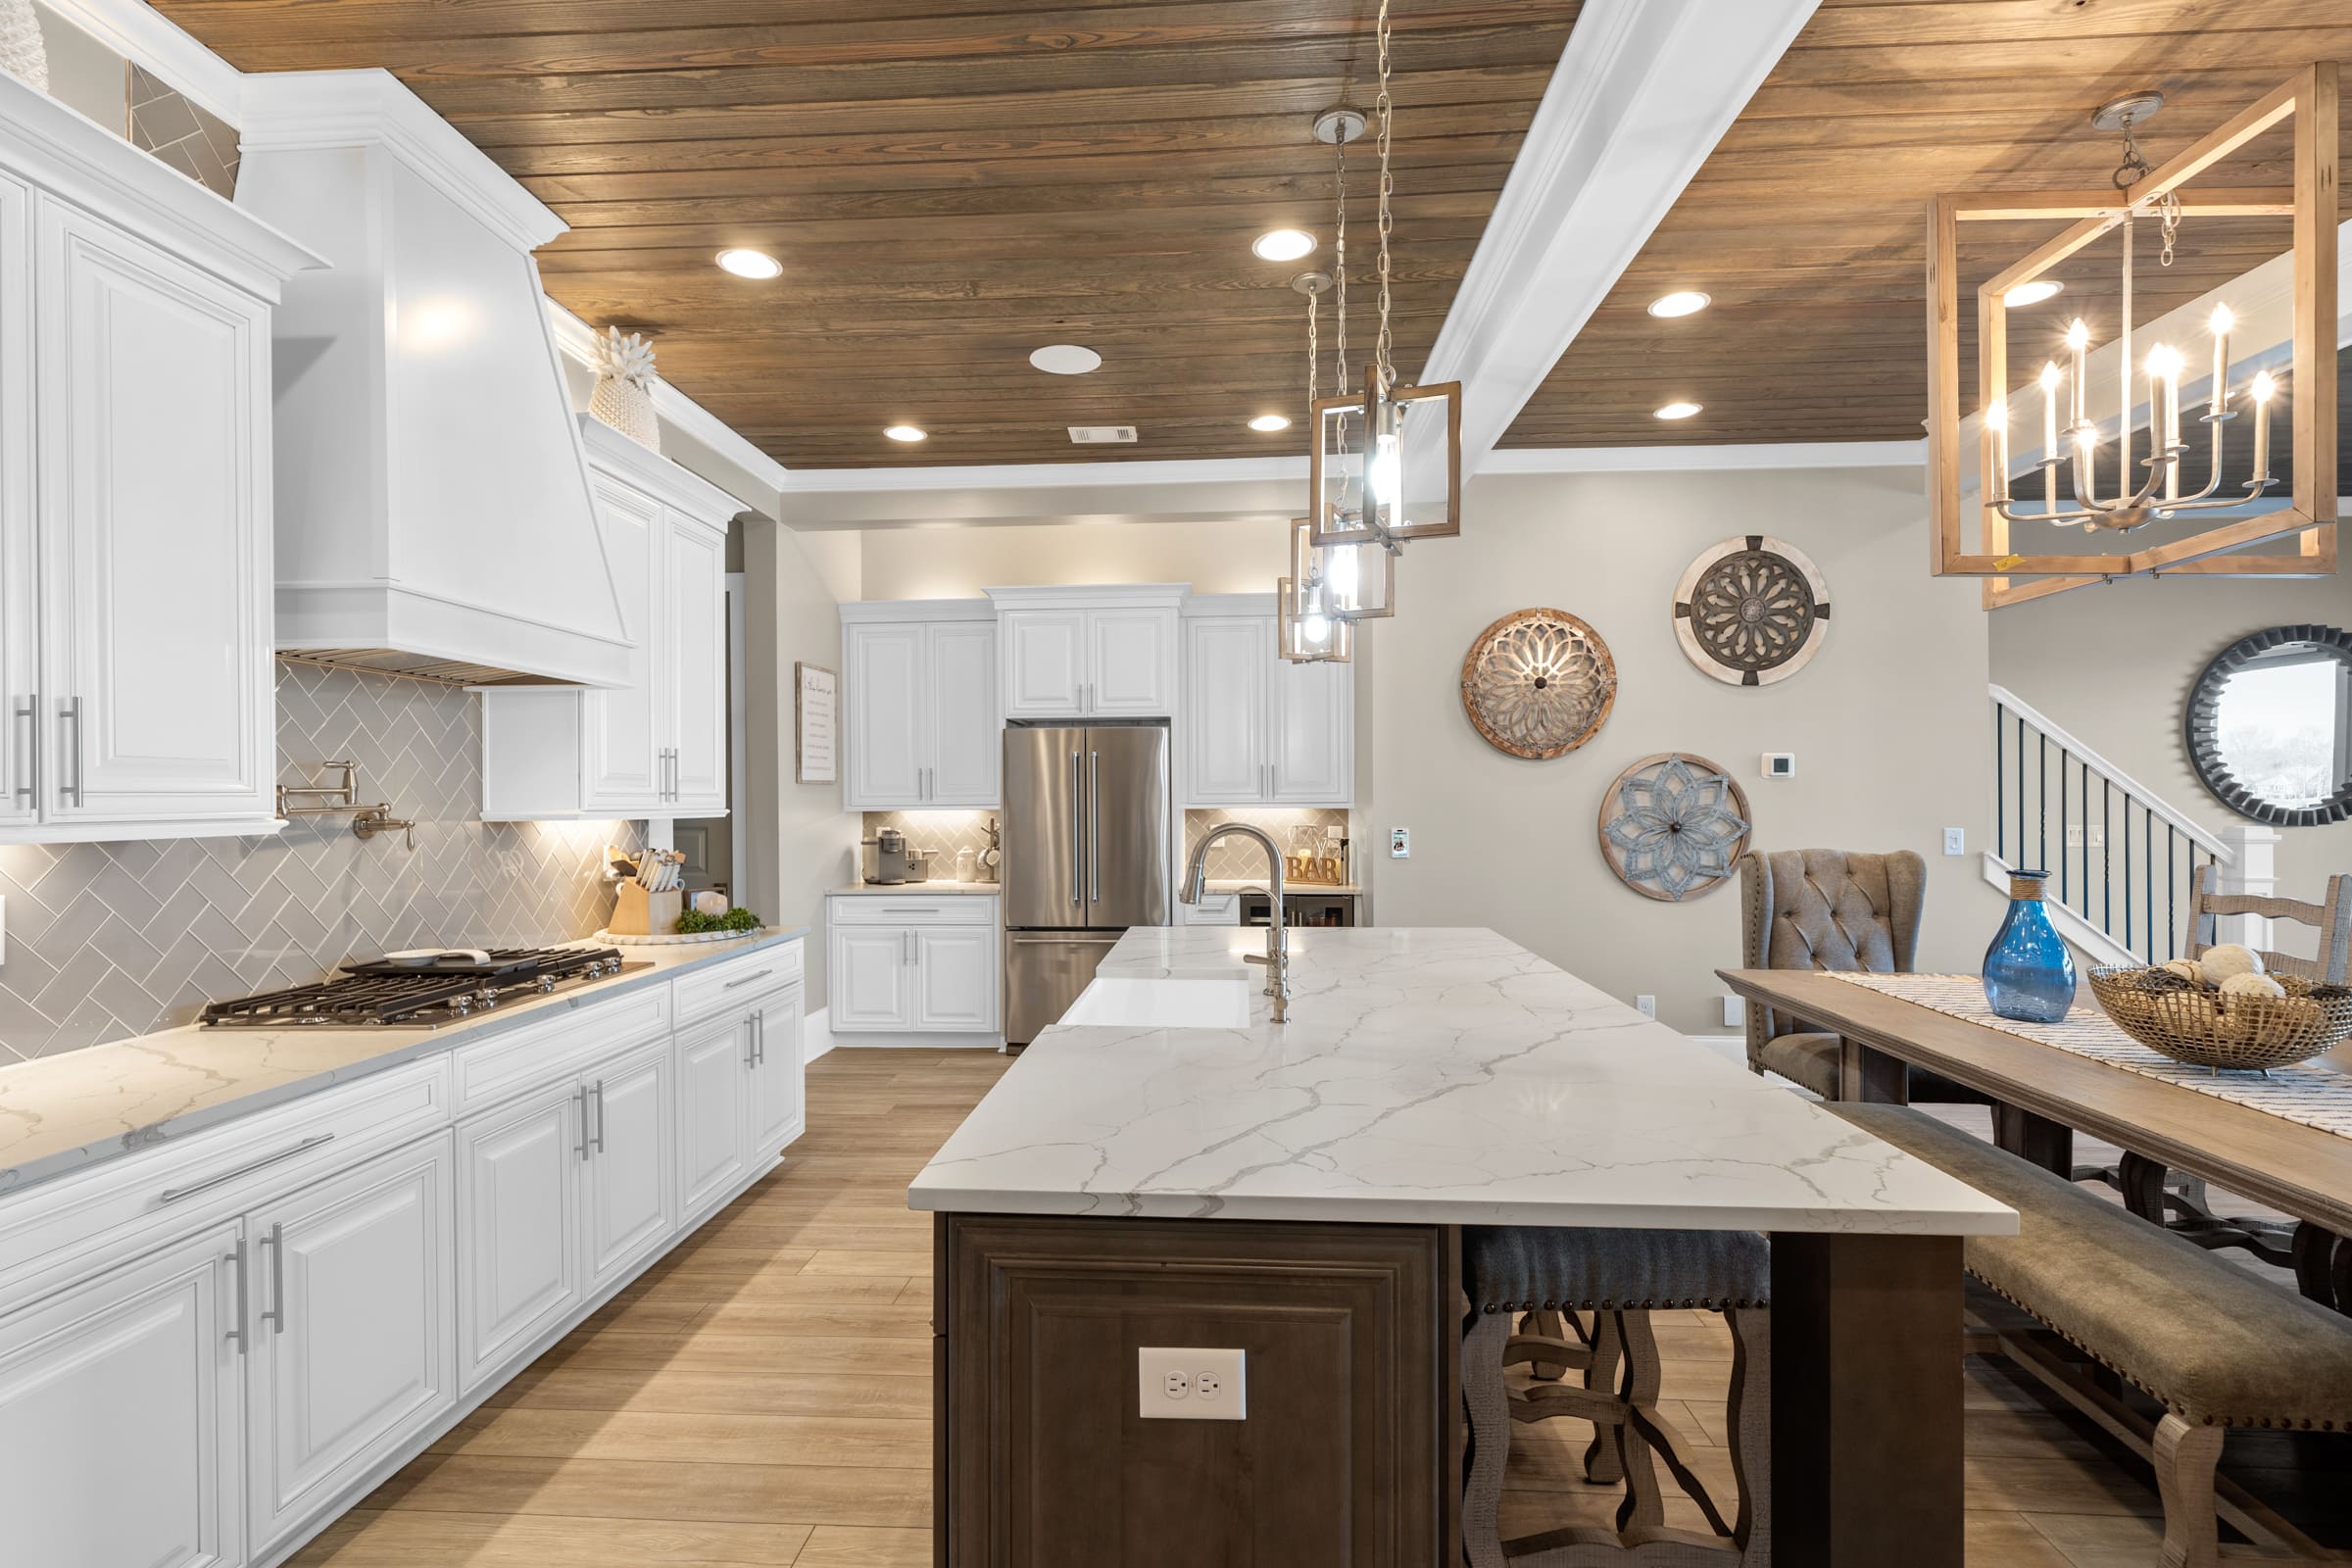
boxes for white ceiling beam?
[1420,0,1820,474]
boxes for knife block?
[610,884,682,936]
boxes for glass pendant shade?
[1309,371,1463,548]
[1290,519,1395,622]
[1278,573,1353,663]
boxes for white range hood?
[235,71,627,688]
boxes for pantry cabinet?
[840,602,1001,809]
[828,894,1001,1040]
[991,585,1183,720]
[1180,597,1353,808]
[0,75,320,845]
[479,416,740,821]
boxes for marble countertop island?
[0,927,808,1193]
[909,926,2015,1235]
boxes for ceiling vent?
[1068,425,1138,445]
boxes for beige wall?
[857,516,1288,601]
[1362,466,2003,1033]
[1988,571,2352,925]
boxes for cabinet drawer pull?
[159,1133,335,1203]
[259,1221,287,1335]
[225,1237,249,1352]
[575,1088,590,1161]
[722,968,773,991]
[752,1007,765,1067]
[592,1080,607,1153]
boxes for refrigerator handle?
[1069,749,1085,907]
[1088,750,1101,905]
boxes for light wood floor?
[290,1048,2345,1567]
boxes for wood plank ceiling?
[1504,0,2352,456]
[154,0,1580,468]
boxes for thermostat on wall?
[1761,753,1797,779]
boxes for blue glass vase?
[1983,870,2077,1024]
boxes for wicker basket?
[2086,965,2352,1072]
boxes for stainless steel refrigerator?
[1002,720,1171,1044]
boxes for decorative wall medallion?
[1460,609,1617,760]
[1597,753,1752,902]
[1673,535,1831,687]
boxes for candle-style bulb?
[2146,344,2182,379]
[2251,370,2276,403]
[1984,402,2006,430]
[2208,304,2233,336]
[2065,318,2090,352]
[2039,362,2061,392]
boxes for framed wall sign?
[796,662,837,785]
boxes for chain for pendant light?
[1373,0,1396,393]
[1332,121,1349,398]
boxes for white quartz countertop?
[908,926,2016,1236]
[0,928,808,1194]
[830,883,1000,898]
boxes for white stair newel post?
[2216,824,2279,954]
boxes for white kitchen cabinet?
[454,1081,581,1392]
[746,987,806,1160]
[828,895,1000,1038]
[992,586,1183,720]
[0,77,318,845]
[479,417,740,821]
[839,603,1000,810]
[245,1136,456,1552]
[583,1039,675,1291]
[1179,598,1352,808]
[674,982,800,1215]
[0,1223,246,1568]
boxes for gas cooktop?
[200,947,639,1029]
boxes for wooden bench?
[1831,1102,2352,1567]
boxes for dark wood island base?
[934,1213,1965,1568]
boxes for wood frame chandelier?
[1925,65,2337,611]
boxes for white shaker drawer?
[449,982,673,1117]
[826,896,997,927]
[673,941,805,1027]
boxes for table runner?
[1820,971,2352,1141]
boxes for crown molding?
[35,0,244,123]
[1421,0,1820,473]
[576,416,748,528]
[784,455,1307,493]
[549,302,793,499]
[1483,441,1927,474]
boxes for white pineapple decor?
[588,325,662,452]
[0,0,48,93]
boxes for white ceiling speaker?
[1029,344,1103,375]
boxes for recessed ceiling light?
[1653,401,1702,420]
[715,248,782,280]
[1248,414,1292,433]
[1252,228,1317,262]
[884,424,927,442]
[1029,344,1103,375]
[2002,279,2065,308]
[1646,290,1711,318]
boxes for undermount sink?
[1059,978,1252,1030]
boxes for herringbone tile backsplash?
[0,662,643,1062]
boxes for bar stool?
[1461,1227,1772,1567]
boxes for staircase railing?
[1987,684,2233,969]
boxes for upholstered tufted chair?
[1739,849,1925,1098]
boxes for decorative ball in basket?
[2087,944,2352,1073]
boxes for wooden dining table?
[1719,967,2352,1312]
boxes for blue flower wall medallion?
[1597,753,1753,902]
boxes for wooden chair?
[2182,864,2350,984]
[1461,1227,1771,1567]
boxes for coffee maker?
[862,827,916,885]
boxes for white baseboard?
[802,1006,836,1063]
[1684,1033,1746,1065]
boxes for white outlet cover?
[1636,995,1656,1018]
[1139,1347,1246,1421]
[1722,995,1744,1028]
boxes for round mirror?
[2183,624,2352,826]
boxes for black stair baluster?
[1995,702,2006,861]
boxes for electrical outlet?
[1942,827,1967,857]
[1139,1348,1247,1421]
[1390,827,1410,858]
[1636,995,1656,1019]
[2062,823,2108,849]
[1722,995,1744,1028]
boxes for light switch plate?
[1390,827,1409,858]
[1722,995,1744,1028]
[1942,827,1967,857]
[1139,1347,1247,1421]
